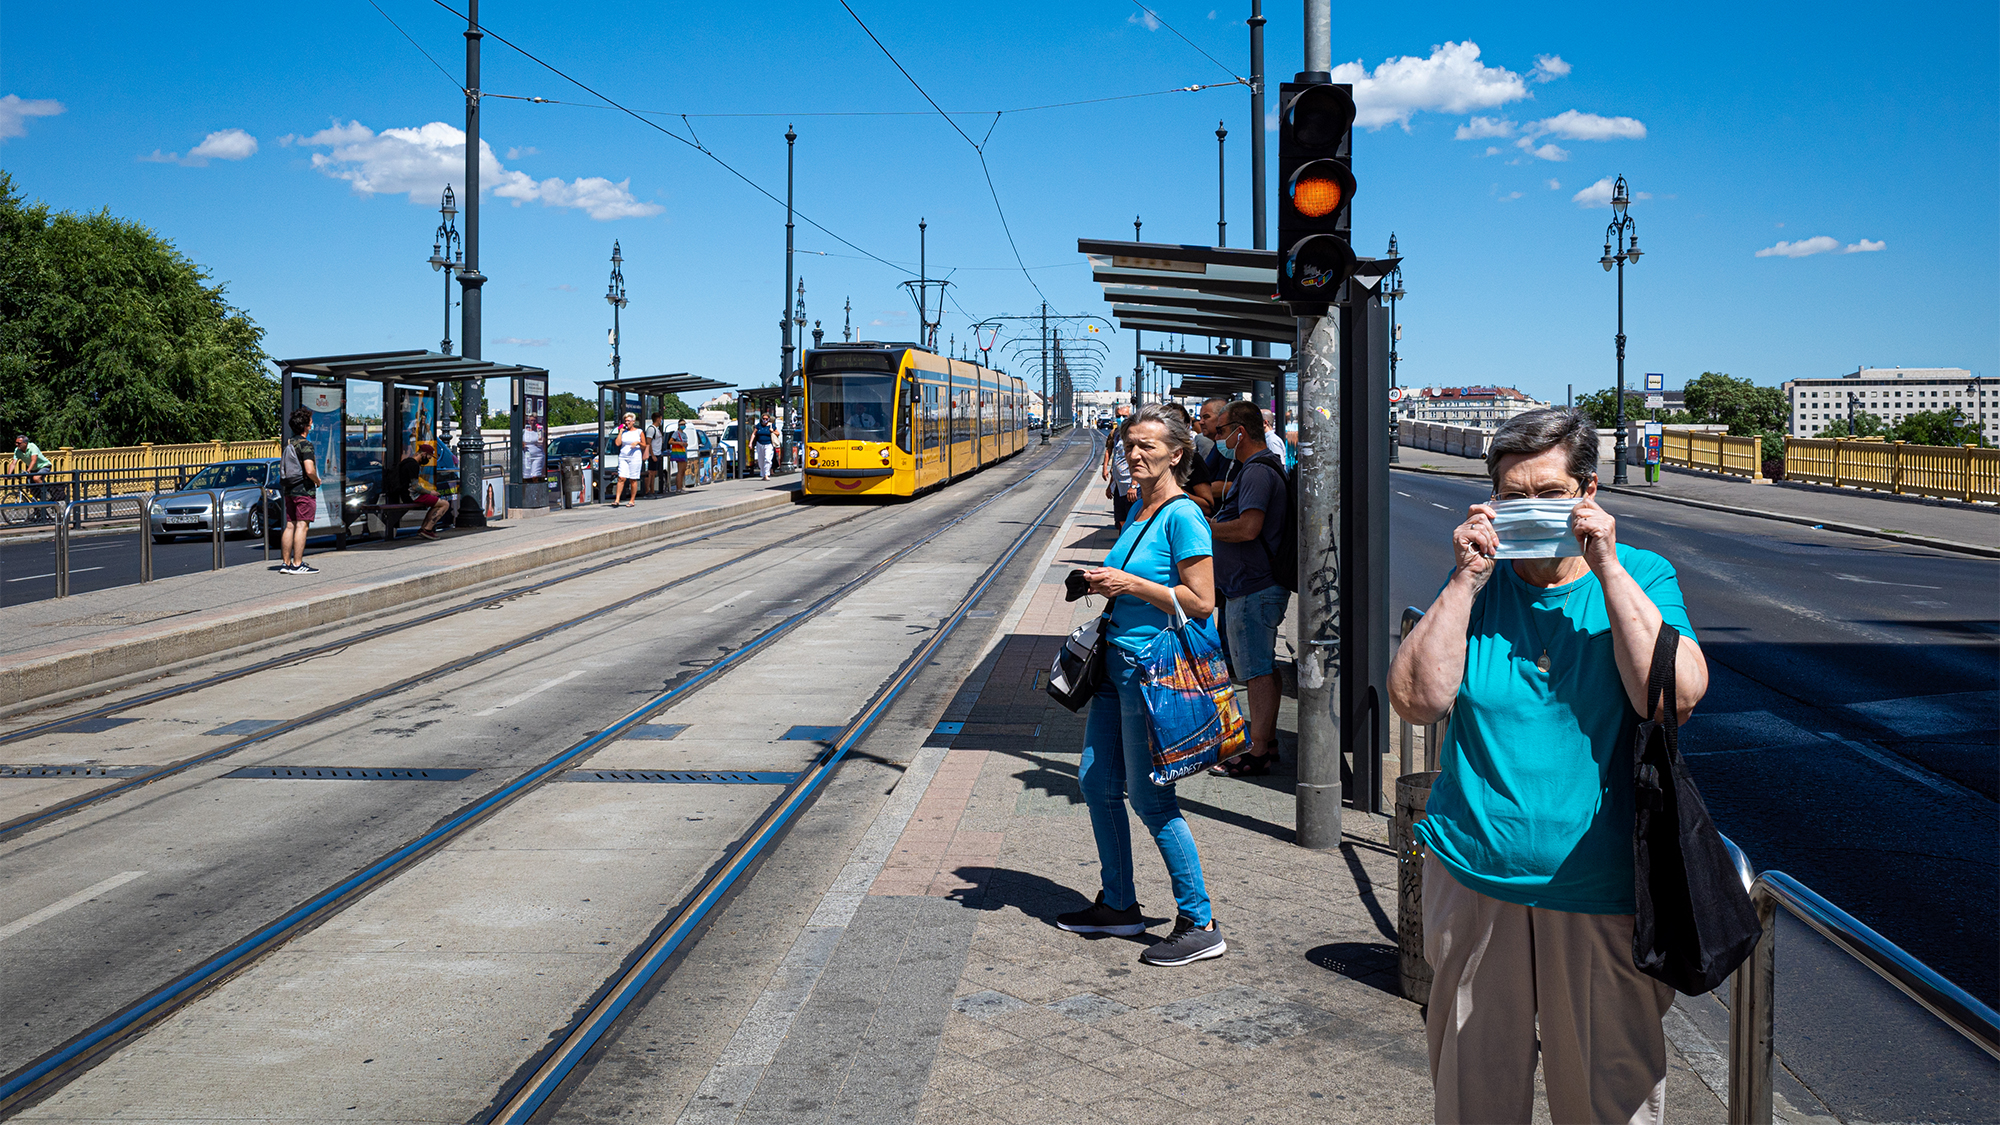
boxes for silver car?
[148,459,282,544]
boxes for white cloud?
[1455,116,1516,140]
[506,145,538,159]
[295,120,662,221]
[1529,55,1571,83]
[1127,10,1160,30]
[496,337,551,347]
[1332,41,1529,130]
[1756,236,1886,258]
[0,94,65,141]
[551,283,577,292]
[138,128,259,167]
[1572,176,1616,207]
[1484,145,1501,156]
[1528,110,1646,141]
[1755,236,1840,258]
[1547,178,1561,190]
[1515,137,1569,162]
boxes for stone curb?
[1392,464,1999,559]
[0,490,797,710]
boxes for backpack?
[1240,451,1298,593]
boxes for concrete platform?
[0,476,800,711]
[1396,449,1999,557]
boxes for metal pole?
[1133,216,1143,402]
[1728,895,1778,1124]
[1249,0,1277,426]
[54,503,70,598]
[1216,121,1228,248]
[781,126,796,471]
[138,500,152,583]
[1302,0,1331,78]
[1614,250,1629,483]
[456,0,488,527]
[1295,311,1341,846]
[1040,302,1050,444]
[207,490,224,571]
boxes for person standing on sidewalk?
[668,424,690,492]
[278,409,320,574]
[752,412,776,480]
[1058,404,1226,967]
[1100,417,1137,526]
[644,412,666,496]
[612,413,645,506]
[1158,403,1217,514]
[1388,407,1708,1125]
[1207,401,1287,776]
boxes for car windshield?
[185,463,268,490]
[808,373,894,443]
[724,424,739,442]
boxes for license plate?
[163,517,200,527]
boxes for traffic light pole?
[455,0,487,526]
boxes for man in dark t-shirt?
[279,408,321,575]
[1208,400,1288,775]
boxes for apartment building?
[1395,385,1546,427]
[1783,367,1996,441]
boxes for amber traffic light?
[1277,82,1357,306]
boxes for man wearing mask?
[1207,401,1288,776]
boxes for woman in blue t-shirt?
[1388,408,1710,1125]
[1055,405,1227,967]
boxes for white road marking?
[703,588,757,614]
[0,871,147,944]
[1396,491,1412,497]
[1430,503,1450,510]
[474,669,588,717]
[1833,573,1941,590]
[6,567,105,583]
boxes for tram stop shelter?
[1144,350,1292,403]
[277,350,550,546]
[593,373,731,499]
[733,385,795,476]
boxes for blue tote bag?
[1137,588,1249,785]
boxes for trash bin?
[559,457,583,509]
[1393,770,1441,1005]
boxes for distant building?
[1396,385,1546,427]
[1782,367,1996,440]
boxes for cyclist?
[10,434,56,518]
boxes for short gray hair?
[1487,407,1598,490]
[1126,403,1196,486]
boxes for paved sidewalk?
[0,475,798,709]
[781,485,1726,1124]
[1396,449,1998,556]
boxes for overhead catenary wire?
[362,0,465,90]
[423,0,916,278]
[481,81,1245,117]
[1128,0,1246,84]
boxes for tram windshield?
[807,373,895,443]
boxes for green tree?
[1574,388,1645,429]
[1680,371,1787,434]
[547,393,599,428]
[1890,409,1984,447]
[0,172,276,448]
[1846,412,1886,438]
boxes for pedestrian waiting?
[668,424,690,492]
[1058,403,1226,967]
[1207,400,1288,776]
[278,408,320,575]
[612,413,645,506]
[753,412,776,480]
[1388,407,1709,1125]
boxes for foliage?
[1680,371,1787,435]
[1573,388,1646,429]
[1889,409,1985,447]
[487,391,697,433]
[547,393,599,428]
[1845,412,1886,438]
[0,172,276,447]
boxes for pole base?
[1295,782,1344,849]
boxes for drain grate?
[206,720,285,737]
[45,717,140,735]
[780,725,845,742]
[562,769,798,785]
[1,764,155,779]
[222,766,479,781]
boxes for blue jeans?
[1224,583,1289,682]
[1079,645,1213,925]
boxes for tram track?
[0,431,1095,1116]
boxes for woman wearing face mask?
[1388,407,1709,1125]
[1057,404,1226,967]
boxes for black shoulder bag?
[1632,622,1761,994]
[1046,499,1184,712]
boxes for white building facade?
[1782,368,1997,442]
[1395,385,1546,428]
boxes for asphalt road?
[1392,468,1998,1121]
[0,528,311,606]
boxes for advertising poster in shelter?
[302,383,344,532]
[522,378,548,481]
[398,389,438,492]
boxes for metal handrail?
[1724,835,2000,1124]
[1396,606,1447,775]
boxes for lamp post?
[605,240,627,383]
[1599,175,1642,484]
[1385,233,1404,464]
[1132,215,1143,403]
[427,188,463,355]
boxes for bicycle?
[0,476,66,527]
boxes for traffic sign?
[1387,386,1404,403]
[1644,372,1664,391]
[1646,394,1665,409]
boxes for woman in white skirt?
[613,413,646,506]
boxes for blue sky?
[4,1,1995,410]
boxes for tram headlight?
[879,447,891,465]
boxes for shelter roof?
[595,373,733,397]
[276,350,548,385]
[1077,239,1400,345]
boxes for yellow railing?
[1785,437,2000,502]
[41,440,280,477]
[1661,428,1764,480]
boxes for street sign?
[1643,421,1663,465]
[1646,394,1665,409]
[1645,372,1664,391]
[1387,386,1404,403]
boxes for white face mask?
[1491,497,1582,559]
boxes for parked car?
[148,459,282,543]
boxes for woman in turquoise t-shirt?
[1055,405,1227,968]
[1389,408,1709,1125]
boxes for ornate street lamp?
[427,187,463,354]
[605,240,628,382]
[1600,175,1642,483]
[1385,232,1405,463]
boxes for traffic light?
[1276,82,1357,307]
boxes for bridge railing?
[1784,437,2000,502]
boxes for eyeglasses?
[1492,487,1582,502]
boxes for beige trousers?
[1423,854,1676,1125]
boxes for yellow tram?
[800,342,1028,498]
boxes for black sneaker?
[1055,892,1146,936]
[1140,916,1226,966]
[296,562,320,574]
